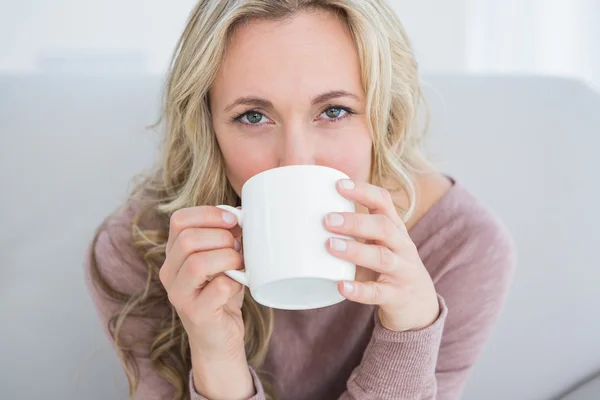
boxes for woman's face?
[209,10,372,195]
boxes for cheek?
[316,133,372,182]
[217,137,277,195]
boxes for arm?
[338,220,515,400]
[84,225,179,400]
[84,208,267,400]
[189,353,265,400]
[340,296,447,400]
[189,367,266,400]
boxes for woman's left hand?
[324,179,440,332]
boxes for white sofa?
[1,74,599,399]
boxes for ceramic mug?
[217,165,356,310]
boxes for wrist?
[378,299,440,332]
[191,348,255,400]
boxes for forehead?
[211,10,363,104]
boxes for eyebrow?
[223,90,360,112]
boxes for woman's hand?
[324,179,440,332]
[159,206,254,398]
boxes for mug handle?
[216,205,249,287]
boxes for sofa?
[1,73,598,399]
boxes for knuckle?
[167,290,181,308]
[211,275,232,296]
[178,229,196,253]
[158,265,168,285]
[380,187,393,204]
[223,248,242,267]
[377,246,395,269]
[169,209,186,231]
[217,229,234,247]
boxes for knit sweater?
[84,180,515,399]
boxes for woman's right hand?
[159,206,255,398]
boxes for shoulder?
[412,181,516,286]
[417,183,517,388]
[84,198,164,296]
[414,181,516,347]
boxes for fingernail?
[329,237,347,252]
[343,281,354,293]
[338,179,355,190]
[234,239,241,251]
[222,211,237,224]
[326,213,344,227]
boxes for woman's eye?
[322,107,347,119]
[240,111,267,124]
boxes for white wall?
[0,0,467,74]
[391,0,468,72]
[2,0,599,90]
[0,0,197,73]
[467,0,600,90]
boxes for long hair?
[89,1,431,399]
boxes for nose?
[278,127,317,167]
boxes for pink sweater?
[84,181,515,400]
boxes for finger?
[167,206,241,253]
[196,275,244,311]
[324,212,408,253]
[160,228,240,287]
[167,248,243,304]
[337,280,390,305]
[336,179,404,228]
[326,238,402,276]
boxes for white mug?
[217,165,356,310]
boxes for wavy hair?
[89,1,430,399]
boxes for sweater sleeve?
[338,216,515,400]
[338,296,447,400]
[189,367,267,400]
[84,219,179,400]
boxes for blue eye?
[233,105,356,127]
[240,111,267,124]
[321,107,348,119]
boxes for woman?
[85,1,515,399]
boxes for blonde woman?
[85,1,515,399]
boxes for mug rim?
[241,164,349,194]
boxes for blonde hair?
[89,1,430,399]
